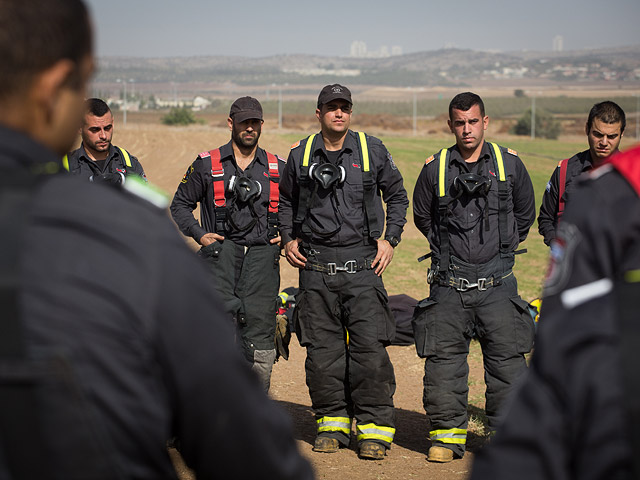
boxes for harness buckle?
[327,263,337,276]
[477,277,487,291]
[342,260,357,274]
[457,278,471,292]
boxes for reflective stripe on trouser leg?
[317,416,352,435]
[429,428,467,445]
[356,423,395,446]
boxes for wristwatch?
[386,236,400,248]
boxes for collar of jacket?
[219,139,268,168]
[311,129,357,159]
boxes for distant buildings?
[350,40,402,58]
[553,35,564,52]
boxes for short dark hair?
[86,98,111,117]
[587,101,626,134]
[0,0,92,100]
[449,92,485,119]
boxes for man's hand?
[199,232,225,247]
[284,238,307,269]
[372,239,394,276]
[270,235,282,245]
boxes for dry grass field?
[110,110,635,479]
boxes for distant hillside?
[94,46,640,87]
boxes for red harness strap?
[267,152,279,213]
[207,149,226,207]
[557,157,569,219]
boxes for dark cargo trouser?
[412,255,535,457]
[294,243,397,448]
[199,239,280,391]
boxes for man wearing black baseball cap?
[280,84,409,460]
[171,96,286,392]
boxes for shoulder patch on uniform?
[386,151,398,170]
[123,176,169,209]
[507,148,518,156]
[425,155,435,165]
[199,151,211,158]
[557,160,563,168]
[290,140,301,150]
[181,165,194,184]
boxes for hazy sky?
[85,0,640,58]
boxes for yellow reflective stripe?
[357,131,369,172]
[430,428,467,445]
[62,154,69,171]
[488,142,506,182]
[437,148,448,197]
[625,269,640,283]
[302,134,316,167]
[356,423,395,443]
[317,416,351,434]
[118,146,132,168]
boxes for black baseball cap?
[317,84,352,108]
[229,96,263,123]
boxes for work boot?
[427,445,454,463]
[359,441,386,460]
[313,436,339,453]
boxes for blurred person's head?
[586,101,625,163]
[0,0,94,155]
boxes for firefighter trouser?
[412,255,535,457]
[293,243,397,448]
[199,239,280,391]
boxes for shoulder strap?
[62,154,70,171]
[201,149,228,233]
[117,147,132,168]
[557,157,570,219]
[266,152,280,239]
[294,135,317,228]
[356,131,381,238]
[488,142,511,256]
[436,148,452,273]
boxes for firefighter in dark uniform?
[0,1,313,479]
[471,145,640,480]
[280,84,409,460]
[64,97,147,184]
[170,97,284,392]
[412,92,536,463]
[538,101,625,245]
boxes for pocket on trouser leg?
[198,241,222,261]
[292,291,312,347]
[412,298,438,358]
[374,287,396,344]
[509,296,536,354]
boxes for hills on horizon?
[94,45,640,88]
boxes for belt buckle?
[343,260,357,274]
[477,278,487,291]
[457,278,470,292]
[327,263,337,276]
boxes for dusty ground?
[109,120,491,480]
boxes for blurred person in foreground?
[538,101,625,246]
[471,144,640,480]
[63,97,147,184]
[0,0,313,478]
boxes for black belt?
[436,270,513,292]
[305,258,374,276]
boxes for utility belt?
[301,242,376,276]
[425,253,514,292]
[305,258,374,276]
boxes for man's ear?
[31,59,75,120]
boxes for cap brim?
[232,111,263,123]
